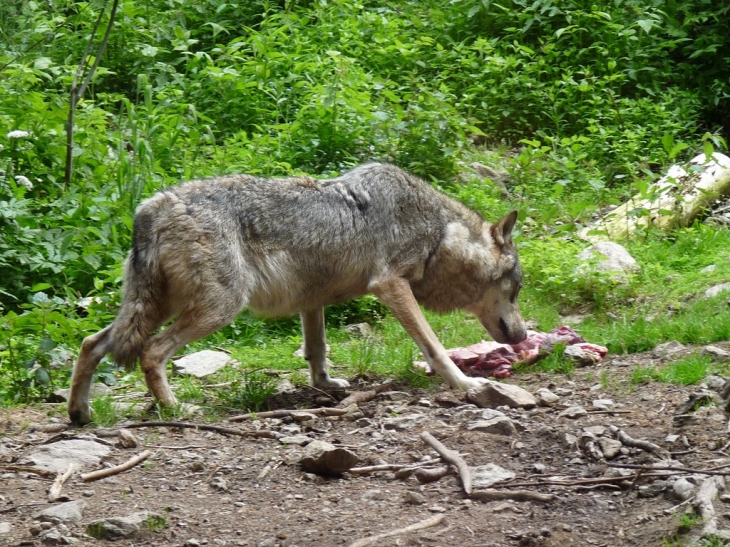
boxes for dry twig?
[228,407,350,423]
[420,431,472,494]
[608,425,671,459]
[470,489,555,503]
[80,450,151,482]
[348,514,445,547]
[607,462,730,476]
[48,464,75,502]
[337,380,395,408]
[123,421,280,438]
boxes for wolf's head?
[464,210,527,345]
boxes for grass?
[632,353,728,387]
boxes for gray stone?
[583,425,607,436]
[173,350,231,378]
[652,341,686,359]
[403,491,425,505]
[560,433,578,449]
[558,406,587,419]
[279,435,311,446]
[466,382,536,409]
[703,346,730,362]
[638,481,667,498]
[383,413,427,431]
[23,440,111,473]
[535,388,559,407]
[597,438,623,460]
[0,522,11,535]
[51,382,111,403]
[670,478,696,501]
[467,416,518,436]
[0,443,16,463]
[471,463,516,488]
[705,283,730,298]
[299,440,358,476]
[576,242,640,283]
[361,489,384,501]
[35,500,86,524]
[86,511,164,540]
[592,399,614,410]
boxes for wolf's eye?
[510,283,522,303]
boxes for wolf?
[68,163,527,425]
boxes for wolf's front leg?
[300,308,350,389]
[369,276,491,392]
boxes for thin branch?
[123,420,281,438]
[228,407,350,423]
[81,450,151,482]
[48,464,75,502]
[470,489,555,503]
[337,380,395,408]
[348,514,445,547]
[420,431,472,495]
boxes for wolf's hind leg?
[68,325,114,425]
[301,308,349,390]
[140,303,242,408]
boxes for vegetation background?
[1,0,730,407]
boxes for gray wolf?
[68,163,527,425]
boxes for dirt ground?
[3,344,730,547]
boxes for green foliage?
[1,0,730,405]
[222,369,279,412]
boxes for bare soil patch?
[3,346,730,547]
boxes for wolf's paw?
[313,376,350,390]
[68,405,93,426]
[459,377,493,392]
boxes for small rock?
[576,242,640,283]
[117,429,139,448]
[583,425,607,436]
[705,283,730,299]
[670,478,696,501]
[35,500,86,524]
[290,411,317,422]
[665,434,680,443]
[558,406,587,419]
[701,264,717,274]
[533,463,546,474]
[403,491,425,505]
[592,399,614,410]
[361,489,384,501]
[173,350,231,378]
[428,505,447,513]
[185,540,202,547]
[597,438,623,460]
[704,375,727,392]
[703,346,730,362]
[467,382,536,409]
[344,323,372,338]
[472,463,516,488]
[554,387,573,396]
[652,341,686,359]
[383,413,427,431]
[210,477,228,492]
[299,440,358,476]
[86,511,164,540]
[279,435,311,446]
[0,522,11,535]
[638,481,667,498]
[535,388,559,407]
[560,433,578,449]
[467,416,518,436]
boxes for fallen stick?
[607,463,730,476]
[123,421,280,438]
[0,465,57,478]
[337,380,395,408]
[80,450,151,482]
[48,464,75,502]
[470,489,555,503]
[228,407,350,422]
[503,472,676,489]
[415,466,451,484]
[420,431,472,495]
[608,425,671,459]
[693,476,730,541]
[348,514,445,547]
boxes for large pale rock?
[467,416,518,436]
[535,388,559,407]
[576,242,640,283]
[706,283,730,299]
[472,463,516,488]
[22,440,111,473]
[466,382,536,409]
[581,153,730,240]
[173,350,231,378]
[51,382,111,403]
[87,511,164,540]
[299,440,358,476]
[35,500,86,523]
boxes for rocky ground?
[3,342,730,547]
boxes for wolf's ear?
[491,210,518,247]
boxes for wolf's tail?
[109,205,166,368]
